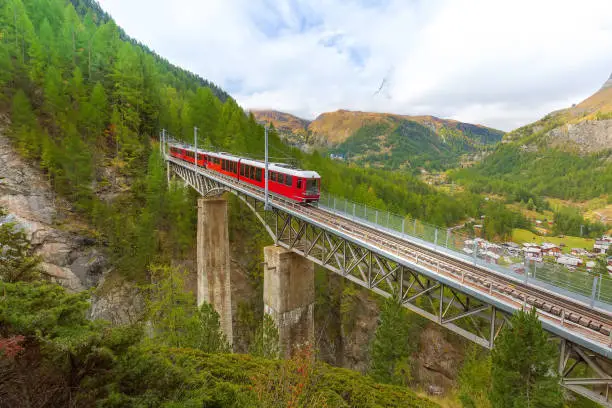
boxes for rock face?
[0,128,106,291]
[413,325,464,392]
[547,119,612,154]
[89,275,145,325]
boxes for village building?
[484,250,501,264]
[525,247,543,262]
[594,236,612,255]
[541,242,562,257]
[571,248,591,257]
[557,255,583,269]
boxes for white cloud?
[98,0,612,131]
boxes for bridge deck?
[167,155,612,358]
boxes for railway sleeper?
[568,313,581,324]
[550,306,562,316]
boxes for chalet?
[525,247,543,262]
[502,242,522,257]
[541,243,562,257]
[594,236,612,255]
[571,248,590,257]
[586,261,596,272]
[484,250,501,264]
[557,255,583,269]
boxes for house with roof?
[541,242,562,257]
[557,255,583,269]
[594,236,612,255]
[525,246,543,262]
[571,248,591,257]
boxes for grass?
[511,229,594,253]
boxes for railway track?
[168,156,612,348]
[294,203,612,345]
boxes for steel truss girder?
[271,211,508,349]
[559,339,612,407]
[168,156,612,408]
[170,161,510,348]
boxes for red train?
[168,143,321,203]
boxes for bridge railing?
[318,192,612,307]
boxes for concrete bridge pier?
[263,245,315,358]
[197,197,233,346]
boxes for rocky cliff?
[0,122,145,323]
[0,125,105,291]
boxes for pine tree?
[83,81,108,142]
[146,264,229,352]
[369,296,416,386]
[250,314,280,359]
[0,210,40,282]
[490,308,563,408]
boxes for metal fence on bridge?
[318,192,612,307]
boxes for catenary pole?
[265,125,270,210]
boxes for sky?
[97,0,612,131]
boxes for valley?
[0,0,610,407]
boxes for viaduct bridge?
[161,136,612,406]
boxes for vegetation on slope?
[1,0,515,266]
[255,109,504,172]
[0,221,439,408]
[451,75,612,203]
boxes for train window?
[249,166,255,179]
[270,172,276,182]
[233,162,237,173]
[285,175,292,186]
[256,168,262,182]
[297,179,302,189]
[240,164,244,176]
[306,179,318,190]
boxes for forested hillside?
[253,109,503,172]
[451,74,612,202]
[1,0,494,247]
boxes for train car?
[240,159,321,203]
[207,152,240,179]
[169,143,207,167]
[168,143,321,203]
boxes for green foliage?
[146,264,230,353]
[553,207,606,238]
[491,308,563,408]
[451,144,612,202]
[0,213,40,282]
[369,296,420,386]
[333,118,502,172]
[481,200,529,240]
[249,314,280,359]
[457,347,492,408]
[0,278,439,408]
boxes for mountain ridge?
[252,108,504,171]
[452,73,612,202]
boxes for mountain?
[503,73,612,153]
[451,73,612,202]
[249,109,310,135]
[252,109,504,171]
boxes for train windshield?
[306,178,319,193]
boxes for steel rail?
[166,155,612,353]
[301,204,612,339]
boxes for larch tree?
[490,307,563,408]
[369,296,417,386]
